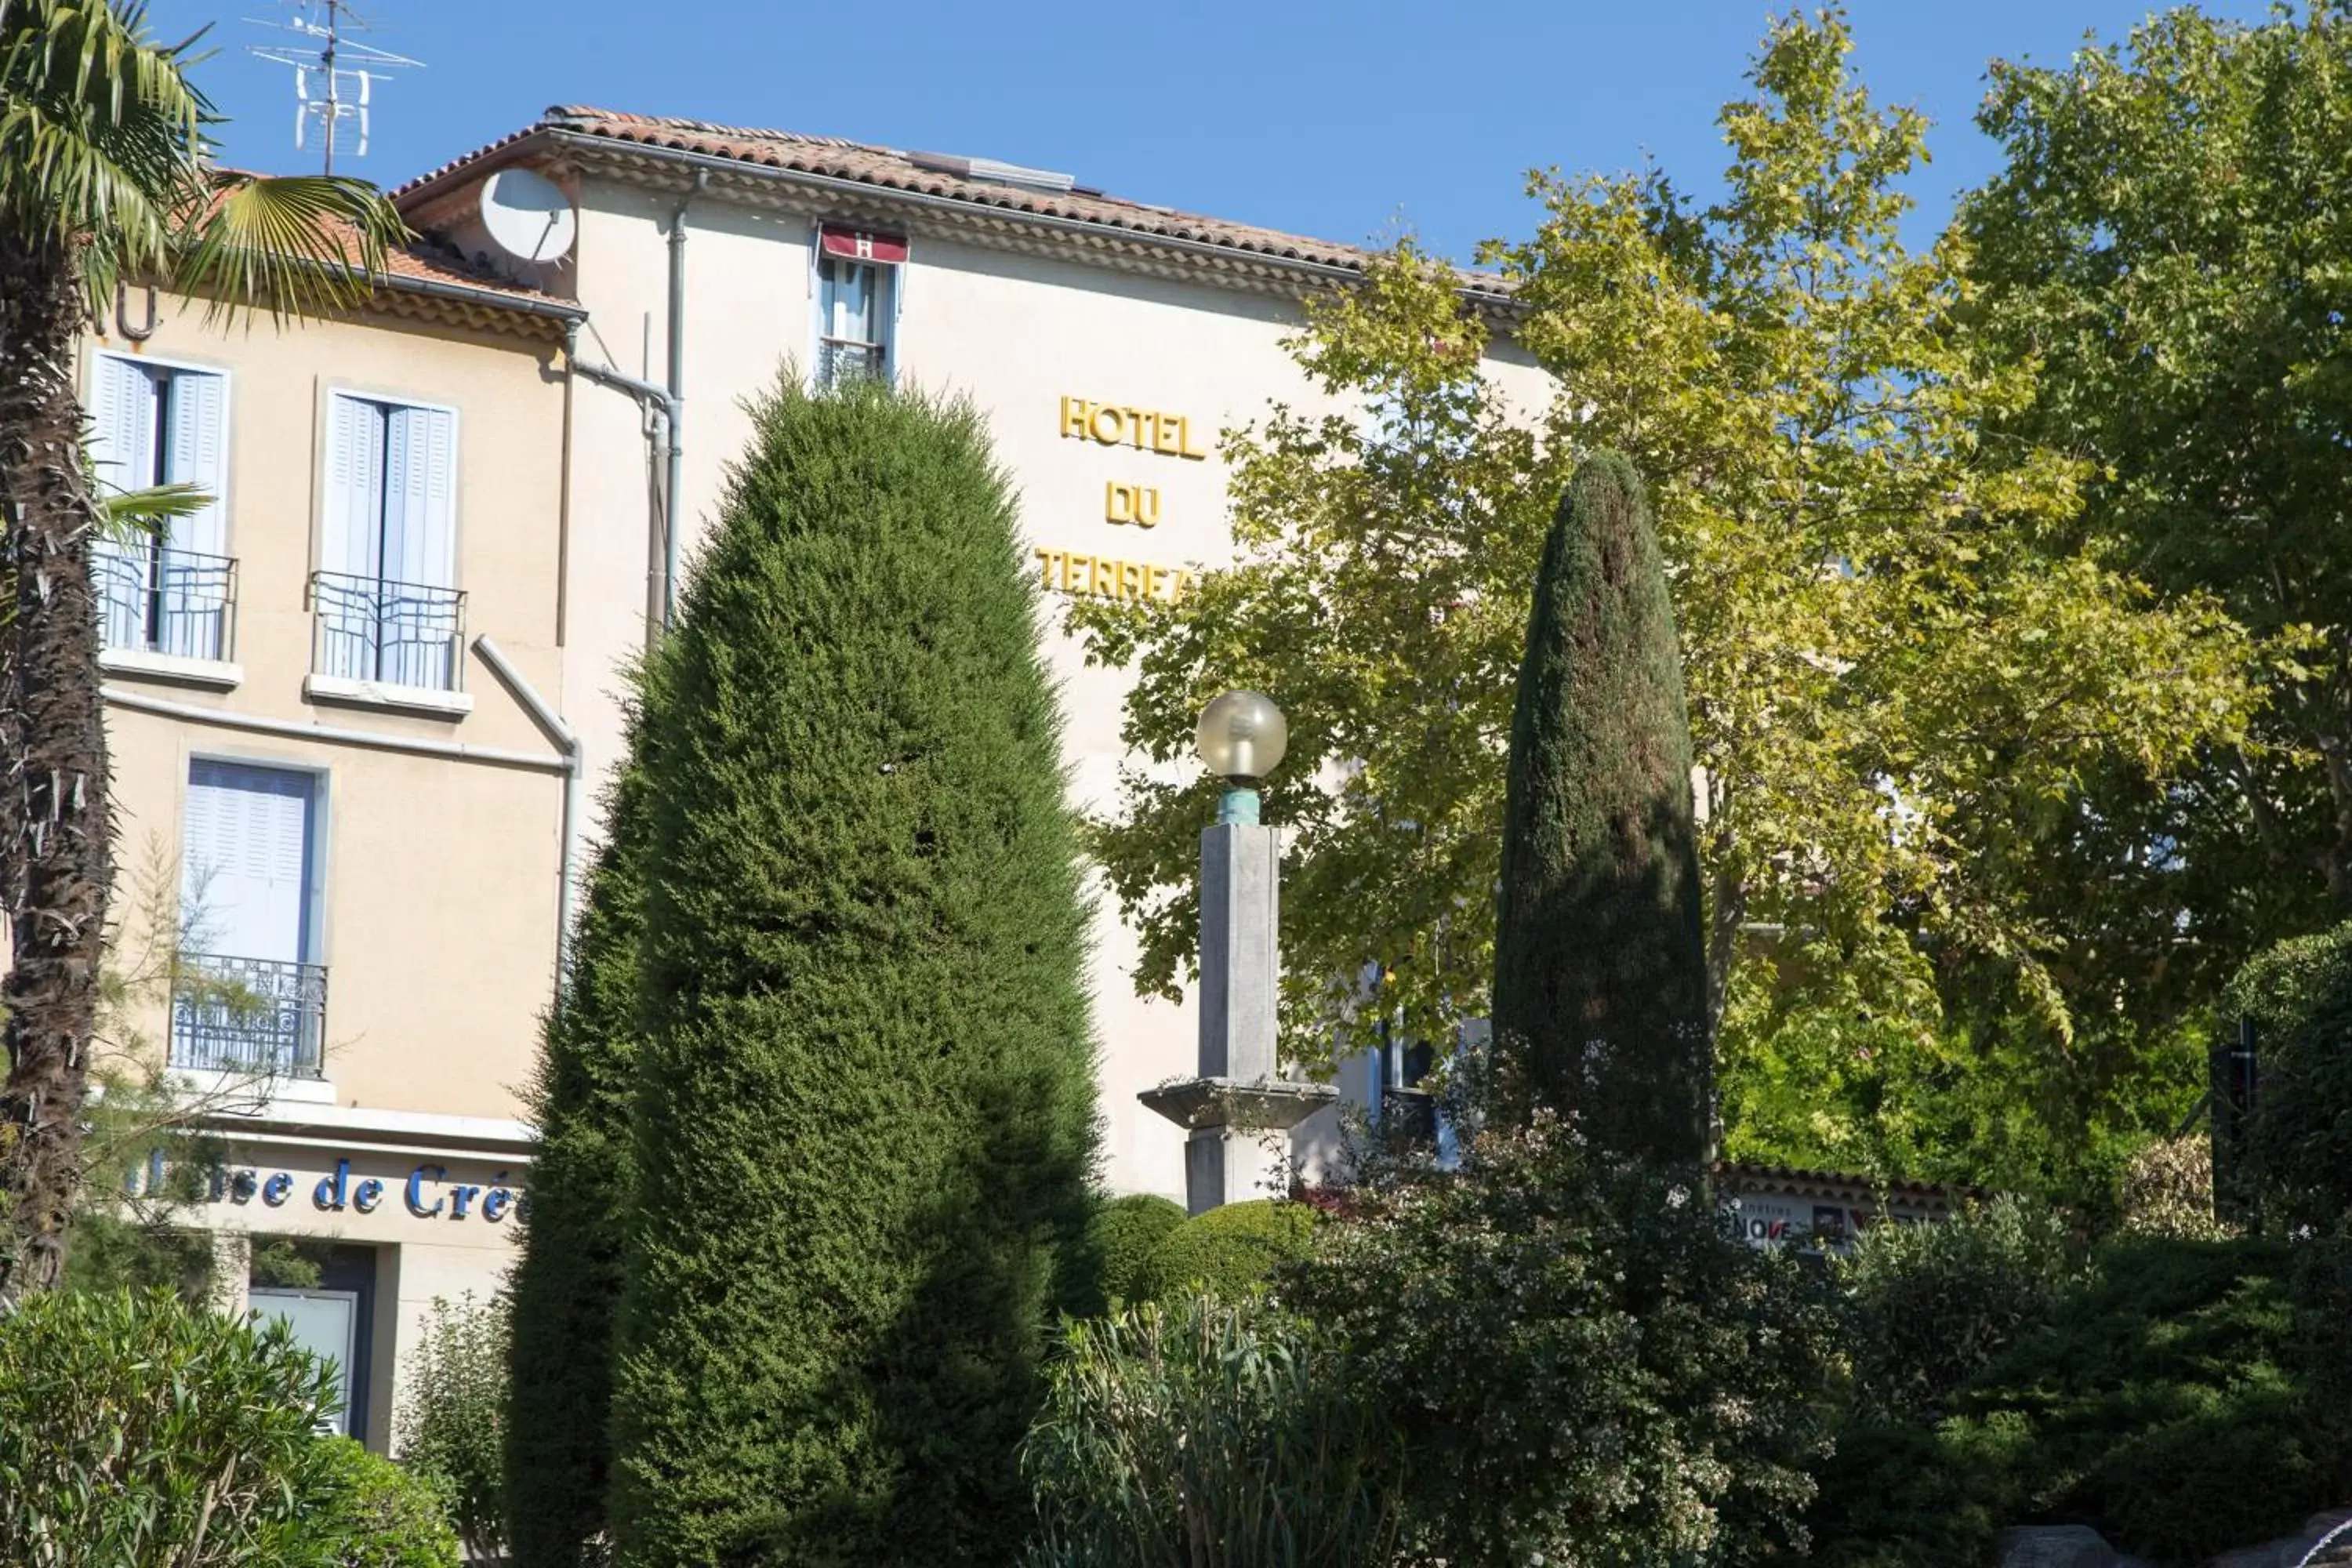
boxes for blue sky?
[165,1,2271,257]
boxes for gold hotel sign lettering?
[1051,394,1204,603]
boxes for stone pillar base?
[1184,1124,1290,1217]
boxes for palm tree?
[0,0,406,1300]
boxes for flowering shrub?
[1281,1112,1838,1568]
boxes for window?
[814,225,906,387]
[87,353,236,662]
[314,393,464,692]
[173,760,328,1079]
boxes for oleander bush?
[1021,1293,1399,1568]
[0,1287,343,1566]
[1135,1197,1316,1303]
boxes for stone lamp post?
[1140,691,1337,1215]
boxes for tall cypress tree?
[504,677,662,1568]
[608,377,1101,1568]
[1492,452,1711,1165]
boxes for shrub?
[2117,1134,2230,1241]
[2226,921,2352,1231]
[307,1438,462,1568]
[0,1287,336,1565]
[507,685,662,1568]
[608,377,1099,1567]
[1283,1111,1837,1567]
[1834,1193,2082,1417]
[1491,452,1709,1160]
[395,1292,509,1563]
[1942,1237,2350,1563]
[1082,1192,1184,1313]
[1137,1198,1316,1302]
[1021,1294,1399,1568]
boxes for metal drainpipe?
[472,636,584,982]
[564,321,679,644]
[102,641,586,993]
[662,171,706,632]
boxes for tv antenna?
[247,0,423,174]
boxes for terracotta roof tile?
[397,107,1512,296]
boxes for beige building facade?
[86,258,582,1448]
[94,114,1551,1450]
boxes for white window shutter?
[321,394,385,579]
[165,368,228,557]
[380,404,456,587]
[182,760,315,966]
[89,354,158,494]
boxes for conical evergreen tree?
[607,377,1101,1568]
[504,674,663,1568]
[1492,452,1711,1165]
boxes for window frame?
[808,223,907,388]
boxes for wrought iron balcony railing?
[307,569,466,693]
[817,337,887,388]
[96,544,238,662]
[169,953,328,1080]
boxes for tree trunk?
[0,234,115,1302]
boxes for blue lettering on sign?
[261,1172,293,1207]
[353,1178,383,1214]
[405,1164,447,1218]
[313,1157,351,1212]
[481,1188,512,1223]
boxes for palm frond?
[0,0,203,303]
[100,480,209,544]
[170,169,409,326]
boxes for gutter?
[378,270,587,325]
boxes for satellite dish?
[480,167,575,263]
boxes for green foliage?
[1944,1239,2347,1563]
[0,1287,336,1566]
[2116,1135,2230,1243]
[1135,1198,1316,1303]
[1069,11,2251,1203]
[506,688,660,1568]
[607,377,1100,1568]
[394,1292,508,1563]
[1081,1192,1185,1313]
[306,1439,462,1568]
[1964,5,2352,971]
[1283,1106,1838,1567]
[1020,1294,1399,1568]
[1832,1195,2082,1418]
[1494,452,1708,1158]
[1802,1239,2352,1566]
[2221,921,2352,1232]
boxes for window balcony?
[96,545,238,664]
[817,336,887,388]
[307,569,467,702]
[169,953,328,1080]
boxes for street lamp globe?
[1196,690,1287,783]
